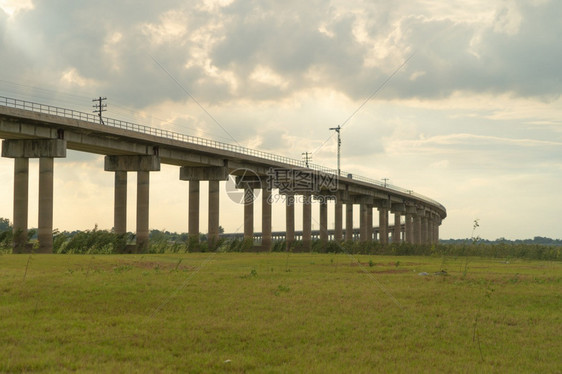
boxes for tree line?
[0,217,560,260]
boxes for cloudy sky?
[0,0,561,240]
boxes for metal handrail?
[0,96,445,211]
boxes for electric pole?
[382,178,389,188]
[92,97,107,125]
[329,125,341,176]
[302,152,312,168]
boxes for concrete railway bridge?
[0,96,446,253]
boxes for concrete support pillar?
[393,212,402,244]
[427,217,434,244]
[366,206,373,242]
[37,157,54,253]
[188,180,200,245]
[244,186,254,243]
[319,198,328,246]
[208,180,220,250]
[105,155,159,253]
[359,203,367,242]
[334,196,343,242]
[13,158,29,253]
[414,213,422,245]
[136,171,150,252]
[261,188,272,251]
[422,215,429,244]
[4,139,66,253]
[114,171,127,235]
[345,202,353,241]
[285,194,295,249]
[379,208,389,245]
[302,193,312,251]
[405,214,413,244]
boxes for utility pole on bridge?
[302,152,312,168]
[92,97,107,125]
[329,125,341,176]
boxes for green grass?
[1,253,560,373]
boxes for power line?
[312,52,416,156]
[150,55,241,147]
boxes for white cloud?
[0,0,33,17]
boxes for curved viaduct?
[0,96,446,253]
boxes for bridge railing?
[0,96,445,211]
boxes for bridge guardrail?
[0,96,445,211]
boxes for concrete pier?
[359,203,367,242]
[366,205,373,242]
[393,212,402,243]
[208,180,220,250]
[13,158,29,253]
[180,166,228,250]
[414,211,423,245]
[38,157,54,253]
[285,194,295,249]
[188,180,200,244]
[261,187,272,251]
[136,171,150,252]
[114,171,127,235]
[334,196,343,241]
[422,215,429,244]
[346,202,353,241]
[244,186,254,243]
[302,193,312,250]
[2,139,66,253]
[319,198,328,246]
[379,207,389,245]
[105,155,160,252]
[405,206,416,244]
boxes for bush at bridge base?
[3,223,560,260]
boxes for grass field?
[1,252,560,373]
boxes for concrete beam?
[180,166,229,181]
[2,139,66,158]
[104,155,160,172]
[391,203,406,213]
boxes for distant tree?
[0,218,11,232]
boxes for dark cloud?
[1,0,561,109]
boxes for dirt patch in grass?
[349,261,426,267]
[361,269,410,274]
[115,259,194,271]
